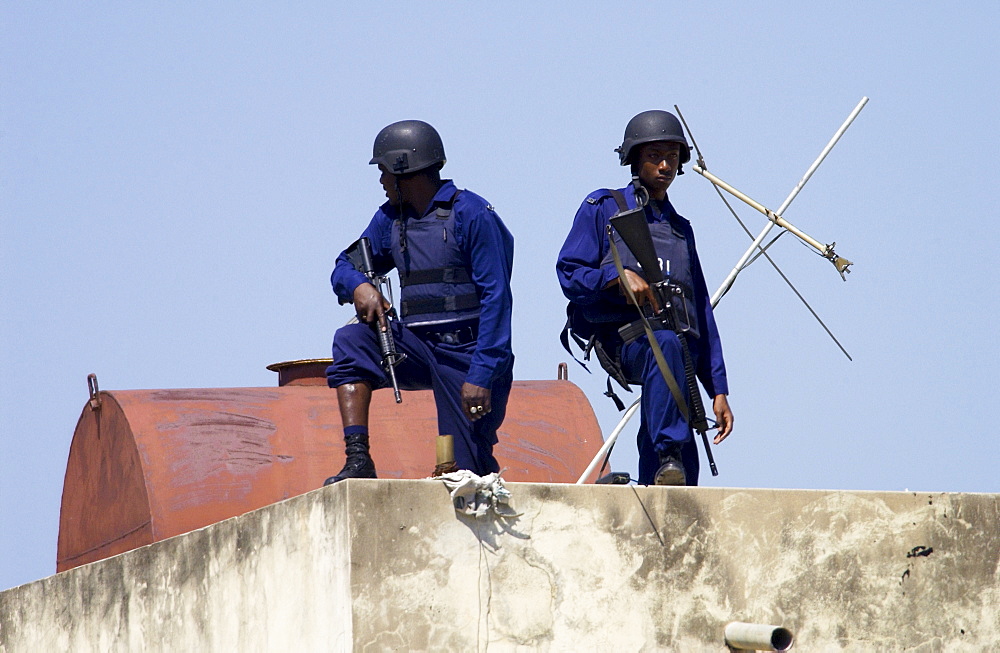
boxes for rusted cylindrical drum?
[58,361,604,572]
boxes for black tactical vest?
[390,191,481,328]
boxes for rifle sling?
[607,230,690,424]
[609,189,629,212]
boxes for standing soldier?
[557,110,733,486]
[325,120,514,485]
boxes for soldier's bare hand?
[353,283,391,328]
[462,383,491,422]
[620,269,660,313]
[712,394,733,444]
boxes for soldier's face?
[378,165,401,206]
[636,142,681,200]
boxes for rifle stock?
[609,208,665,285]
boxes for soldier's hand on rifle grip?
[353,282,391,327]
[712,394,734,444]
[619,268,661,313]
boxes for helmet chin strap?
[394,176,409,252]
[391,153,410,214]
[393,177,404,208]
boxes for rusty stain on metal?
[58,360,604,572]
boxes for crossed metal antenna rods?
[682,97,868,361]
[575,97,868,484]
[700,97,868,307]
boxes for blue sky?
[3,2,998,591]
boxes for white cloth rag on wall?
[435,470,519,518]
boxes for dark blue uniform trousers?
[621,329,701,486]
[327,322,512,475]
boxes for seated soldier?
[325,120,514,485]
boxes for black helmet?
[615,110,691,166]
[369,120,446,175]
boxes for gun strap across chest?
[609,220,719,476]
[607,228,690,424]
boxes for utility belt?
[617,314,672,347]
[411,321,479,346]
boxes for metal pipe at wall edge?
[575,397,641,484]
[724,622,794,651]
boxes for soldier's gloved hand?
[462,383,492,422]
[353,282,391,329]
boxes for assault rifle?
[609,200,719,475]
[609,204,696,337]
[347,237,406,403]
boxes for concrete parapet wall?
[3,482,999,651]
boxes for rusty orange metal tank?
[57,361,604,572]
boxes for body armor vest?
[583,190,701,339]
[390,191,481,328]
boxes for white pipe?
[710,96,868,307]
[724,622,794,651]
[575,397,641,484]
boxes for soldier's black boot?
[324,433,377,486]
[653,445,686,486]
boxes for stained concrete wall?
[2,481,999,651]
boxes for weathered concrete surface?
[3,482,999,651]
